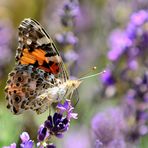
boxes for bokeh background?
[0,0,148,147]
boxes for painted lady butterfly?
[5,18,81,115]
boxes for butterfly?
[5,18,81,115]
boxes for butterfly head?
[67,80,81,90]
[64,80,81,98]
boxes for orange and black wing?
[16,18,68,81]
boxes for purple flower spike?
[57,100,69,113]
[55,32,78,45]
[20,141,34,148]
[37,124,49,142]
[95,140,103,148]
[100,69,115,86]
[91,108,126,146]
[130,10,148,26]
[44,112,69,138]
[56,133,64,138]
[38,128,47,141]
[0,20,13,78]
[107,29,131,61]
[20,132,30,143]
[19,132,33,148]
[65,49,79,62]
[57,100,78,120]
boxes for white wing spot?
[26,38,32,45]
[37,36,50,45]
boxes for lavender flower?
[59,0,80,27]
[107,10,148,66]
[91,108,127,148]
[107,29,131,61]
[55,32,78,46]
[100,9,148,146]
[57,99,78,120]
[102,10,148,90]
[37,100,78,147]
[44,113,69,138]
[100,69,115,86]
[63,129,91,148]
[126,10,148,61]
[20,132,34,148]
[37,124,48,142]
[95,140,103,148]
[54,0,80,68]
[123,71,148,141]
[0,19,13,78]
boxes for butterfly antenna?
[78,68,106,81]
[80,66,97,78]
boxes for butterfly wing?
[5,65,56,114]
[16,18,68,82]
[5,18,69,114]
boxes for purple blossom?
[57,99,78,120]
[63,129,91,148]
[20,132,30,143]
[107,10,148,68]
[104,9,148,141]
[55,32,78,45]
[44,113,69,138]
[59,0,80,27]
[107,29,131,61]
[100,69,115,86]
[37,125,49,142]
[91,108,126,147]
[37,113,69,146]
[125,22,137,39]
[128,59,138,70]
[37,99,78,147]
[126,10,148,39]
[54,0,79,69]
[0,20,13,78]
[95,140,103,148]
[20,141,33,148]
[64,50,79,62]
[126,10,148,54]
[20,132,33,148]
[130,10,148,26]
[104,9,148,94]
[120,71,148,142]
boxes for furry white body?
[37,80,81,103]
